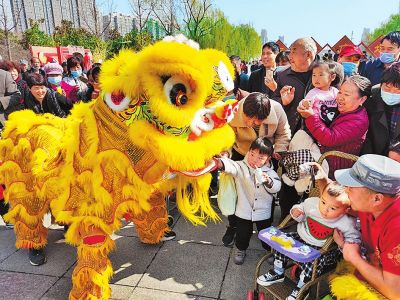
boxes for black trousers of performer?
[235,216,272,251]
[0,201,8,217]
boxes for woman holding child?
[298,74,371,178]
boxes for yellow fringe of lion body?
[329,261,388,299]
[0,37,236,300]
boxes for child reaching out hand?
[216,137,281,265]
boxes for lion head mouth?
[172,158,218,177]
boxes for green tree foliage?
[198,10,232,50]
[228,24,262,61]
[53,20,99,50]
[369,14,400,42]
[198,10,261,61]
[21,20,54,49]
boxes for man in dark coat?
[247,42,280,97]
[362,62,400,156]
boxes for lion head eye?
[104,91,131,111]
[163,76,191,107]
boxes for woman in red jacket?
[298,75,371,178]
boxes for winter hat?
[43,63,63,75]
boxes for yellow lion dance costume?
[0,36,238,299]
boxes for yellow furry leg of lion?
[4,195,49,250]
[69,227,115,300]
[129,190,169,244]
[329,261,388,300]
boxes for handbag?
[217,173,237,216]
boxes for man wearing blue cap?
[332,154,400,299]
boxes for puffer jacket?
[305,107,369,178]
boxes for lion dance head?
[97,35,238,225]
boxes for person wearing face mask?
[43,62,65,95]
[275,50,291,73]
[361,31,400,85]
[61,56,88,104]
[337,45,364,78]
[362,62,400,156]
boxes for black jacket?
[273,67,313,135]
[361,85,400,155]
[6,88,72,119]
[247,66,275,97]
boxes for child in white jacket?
[217,137,281,265]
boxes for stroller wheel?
[167,215,174,227]
[246,290,254,300]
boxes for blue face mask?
[275,66,287,72]
[47,76,61,85]
[379,52,396,64]
[341,62,358,76]
[381,89,400,106]
[71,70,82,78]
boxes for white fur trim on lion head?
[162,34,200,50]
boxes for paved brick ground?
[0,202,319,300]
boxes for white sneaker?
[160,230,176,241]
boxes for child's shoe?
[233,248,246,265]
[286,287,309,300]
[257,269,284,286]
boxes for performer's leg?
[69,226,114,300]
[130,191,169,244]
[5,194,49,250]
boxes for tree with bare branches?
[152,0,181,36]
[130,0,154,33]
[0,0,23,60]
[80,0,115,39]
[181,0,212,42]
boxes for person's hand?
[333,229,345,248]
[91,89,100,100]
[298,98,312,110]
[304,162,328,180]
[218,151,230,158]
[291,208,304,218]
[261,173,271,182]
[297,104,314,118]
[264,70,277,91]
[280,85,295,106]
[236,88,249,100]
[389,150,400,163]
[342,243,361,264]
[272,152,282,160]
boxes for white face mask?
[381,89,400,106]
[275,65,288,72]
